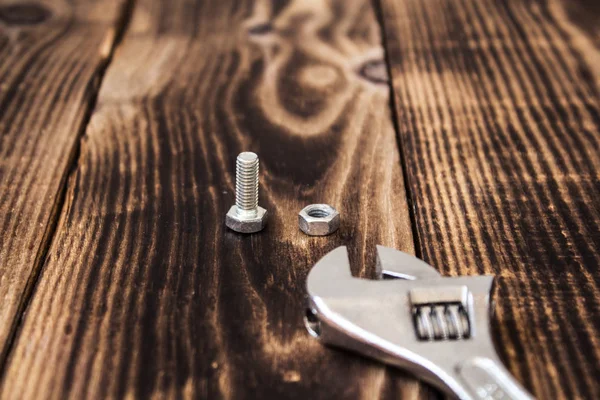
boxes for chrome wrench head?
[304,246,534,400]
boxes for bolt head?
[226,206,267,233]
[298,204,340,236]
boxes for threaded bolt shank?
[235,152,259,214]
[235,152,259,216]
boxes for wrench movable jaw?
[305,246,534,400]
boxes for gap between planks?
[0,0,138,380]
[371,0,424,260]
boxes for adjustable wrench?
[304,246,534,400]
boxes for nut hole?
[304,308,321,338]
[307,207,331,218]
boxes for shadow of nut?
[298,204,340,236]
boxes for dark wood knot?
[248,23,273,35]
[357,59,389,85]
[0,3,51,26]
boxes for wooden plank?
[377,0,600,398]
[0,0,129,365]
[1,0,435,398]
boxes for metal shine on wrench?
[304,246,534,400]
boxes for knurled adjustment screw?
[225,152,268,233]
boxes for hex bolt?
[226,152,268,233]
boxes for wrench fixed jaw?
[305,246,533,400]
[306,246,441,292]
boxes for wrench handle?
[455,357,534,400]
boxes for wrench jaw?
[305,246,534,400]
[375,245,441,280]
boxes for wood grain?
[1,0,436,398]
[377,0,600,398]
[0,0,129,366]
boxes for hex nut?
[298,204,340,236]
[226,206,267,233]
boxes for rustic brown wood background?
[0,0,598,399]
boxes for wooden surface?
[0,0,598,398]
[0,0,128,367]
[378,0,600,398]
[1,0,429,398]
